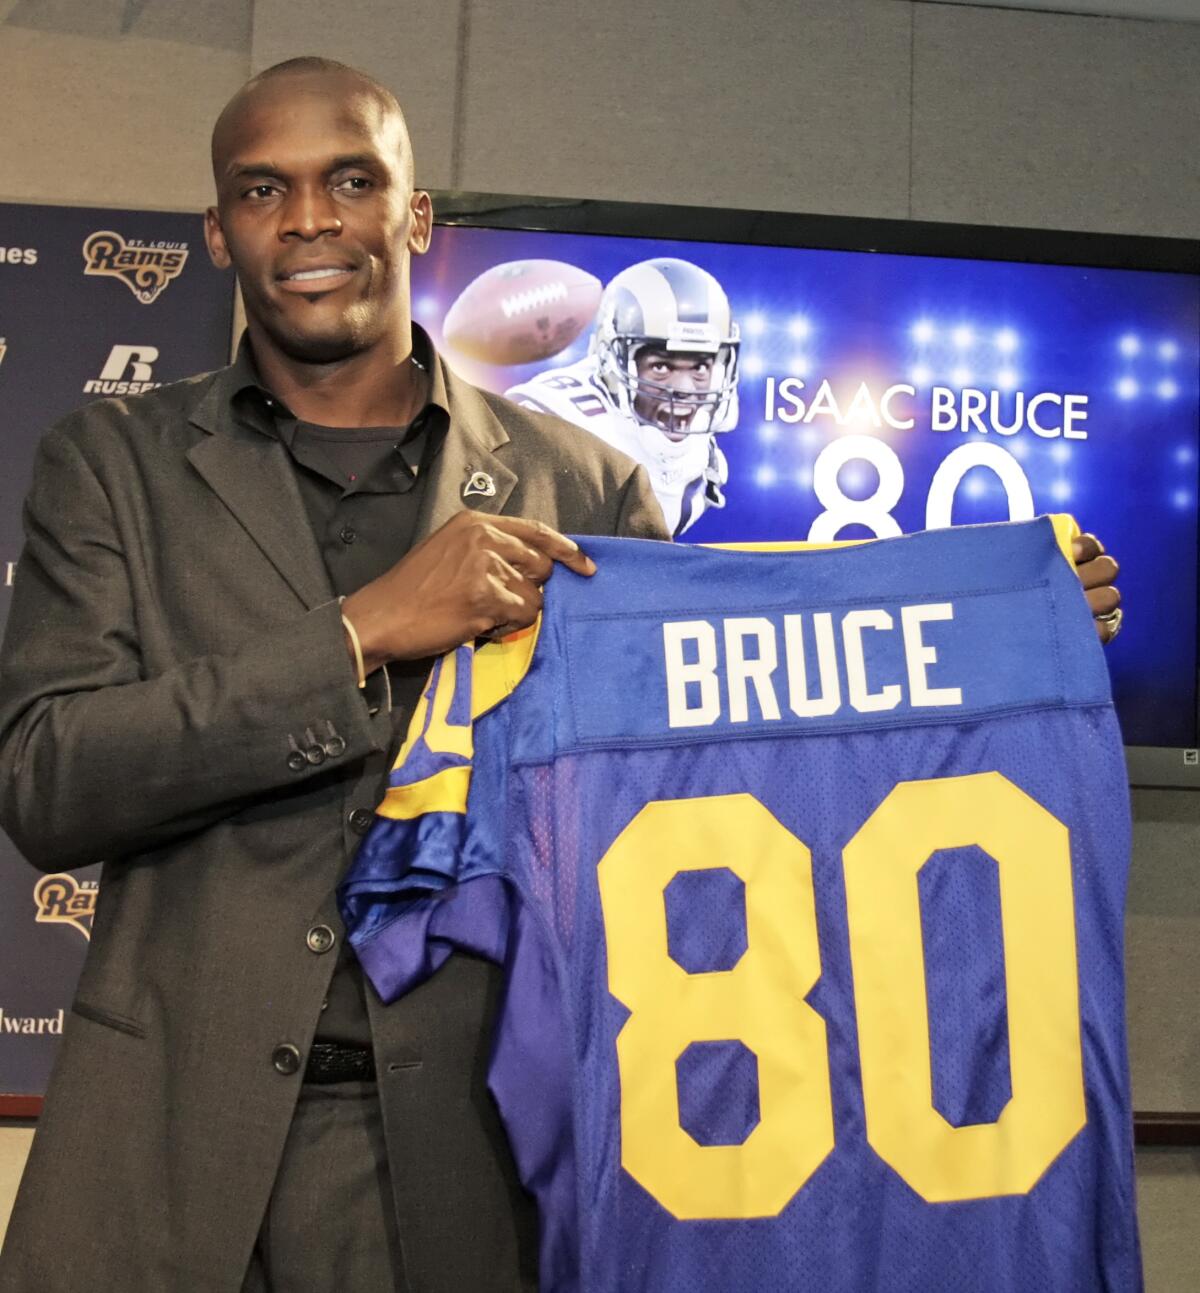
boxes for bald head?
[203,54,432,370]
[211,57,414,188]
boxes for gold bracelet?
[339,604,367,689]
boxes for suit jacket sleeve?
[611,460,670,542]
[0,422,381,873]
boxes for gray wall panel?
[0,26,248,209]
[1127,791,1200,1111]
[1135,1148,1200,1293]
[250,0,463,190]
[911,3,1200,236]
[458,0,913,215]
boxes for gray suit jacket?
[0,352,667,1292]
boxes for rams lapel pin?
[463,471,497,500]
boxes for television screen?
[412,197,1200,784]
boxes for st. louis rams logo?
[33,873,98,942]
[82,230,188,304]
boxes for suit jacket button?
[324,735,347,758]
[272,1044,301,1075]
[348,808,374,835]
[304,744,326,766]
[307,924,336,954]
[286,751,306,772]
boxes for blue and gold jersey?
[340,518,1141,1293]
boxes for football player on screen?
[505,258,740,537]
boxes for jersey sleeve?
[338,622,584,1285]
[338,624,539,1002]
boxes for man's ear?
[408,190,433,256]
[205,207,232,269]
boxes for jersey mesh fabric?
[498,711,1138,1293]
[342,523,1141,1293]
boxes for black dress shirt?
[228,331,449,1046]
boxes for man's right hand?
[340,510,596,672]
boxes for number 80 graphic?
[596,773,1086,1220]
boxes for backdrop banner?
[0,202,232,1107]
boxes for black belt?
[304,1041,377,1084]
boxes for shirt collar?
[226,322,450,437]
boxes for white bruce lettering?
[664,621,721,728]
[724,618,781,723]
[663,604,962,728]
[784,613,841,717]
[1027,392,1063,438]
[1064,394,1088,440]
[842,610,902,713]
[931,387,957,431]
[900,603,963,707]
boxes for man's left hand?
[1072,533,1122,644]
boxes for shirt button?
[307,924,336,955]
[272,1044,301,1076]
[348,808,375,835]
[340,525,357,544]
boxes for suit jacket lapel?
[183,349,517,597]
[185,378,333,611]
[411,364,517,545]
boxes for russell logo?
[33,873,98,941]
[82,230,188,304]
[84,344,161,396]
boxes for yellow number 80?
[596,773,1085,1220]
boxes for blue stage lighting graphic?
[1116,376,1139,399]
[911,319,935,344]
[1119,334,1141,357]
[995,328,1019,353]
[744,313,767,337]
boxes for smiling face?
[205,68,431,366]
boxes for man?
[506,258,739,537]
[0,55,1120,1293]
[0,57,665,1293]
